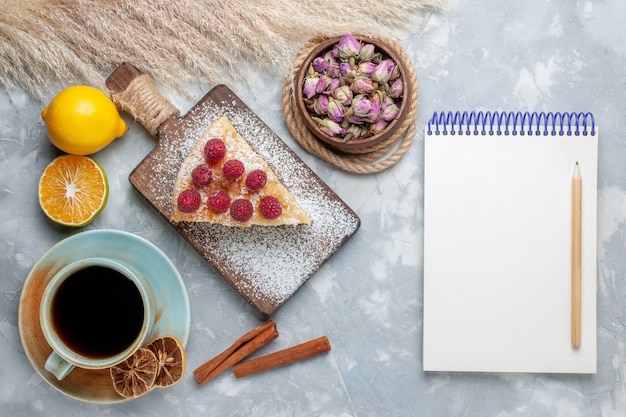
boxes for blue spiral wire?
[427,111,596,136]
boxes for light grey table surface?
[2,1,626,416]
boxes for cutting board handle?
[105,63,180,135]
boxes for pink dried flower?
[357,61,377,77]
[328,77,341,93]
[366,94,381,122]
[358,43,376,61]
[344,124,369,141]
[312,117,343,136]
[316,74,332,94]
[326,63,341,78]
[340,62,356,79]
[303,76,319,99]
[372,59,396,83]
[351,76,375,94]
[337,33,361,59]
[327,100,345,123]
[351,94,373,118]
[311,94,329,114]
[345,113,366,124]
[333,85,353,105]
[370,118,389,134]
[389,77,404,98]
[312,57,328,72]
[323,49,338,63]
[381,96,400,121]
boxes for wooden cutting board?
[106,63,360,317]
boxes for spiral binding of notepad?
[426,111,596,136]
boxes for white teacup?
[40,257,156,381]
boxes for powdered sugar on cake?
[170,116,311,226]
[149,95,360,308]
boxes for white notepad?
[423,111,598,373]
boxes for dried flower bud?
[390,63,401,80]
[372,59,396,83]
[307,62,318,77]
[345,113,366,124]
[340,62,357,80]
[333,85,353,105]
[337,33,361,60]
[358,43,376,61]
[389,77,404,98]
[343,123,369,141]
[381,97,400,121]
[312,94,329,114]
[312,57,328,73]
[351,94,373,118]
[303,76,319,99]
[326,63,341,78]
[312,117,343,136]
[351,76,376,94]
[357,61,377,77]
[370,118,389,134]
[327,100,345,123]
[316,74,332,94]
[366,94,382,122]
[328,77,341,93]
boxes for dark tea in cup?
[40,257,156,380]
[51,265,144,359]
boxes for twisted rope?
[281,35,418,173]
[110,74,179,135]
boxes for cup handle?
[45,351,75,381]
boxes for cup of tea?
[39,257,156,381]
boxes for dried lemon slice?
[147,336,186,388]
[110,348,158,399]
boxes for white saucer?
[18,229,190,404]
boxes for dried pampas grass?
[0,0,447,99]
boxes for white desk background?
[1,1,625,416]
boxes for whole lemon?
[41,85,127,155]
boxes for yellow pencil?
[572,162,582,348]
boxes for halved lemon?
[110,348,158,399]
[38,155,109,227]
[147,336,186,388]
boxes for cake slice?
[171,116,312,227]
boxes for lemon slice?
[38,155,109,227]
[146,336,186,388]
[110,348,158,399]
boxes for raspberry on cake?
[230,198,254,222]
[245,169,267,191]
[259,195,282,219]
[223,159,245,180]
[208,189,230,213]
[170,116,312,227]
[177,189,201,213]
[191,164,213,186]
[204,138,226,165]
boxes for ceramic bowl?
[294,34,410,151]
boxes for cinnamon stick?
[232,336,331,378]
[193,320,278,385]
